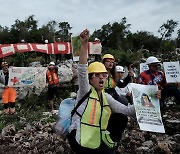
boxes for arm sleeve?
[0,71,5,87]
[76,64,91,102]
[106,93,136,117]
[159,72,168,88]
[138,73,145,84]
[117,75,131,88]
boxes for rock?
[142,140,154,148]
[1,124,16,137]
[136,146,152,154]
[157,141,173,154]
[0,97,179,154]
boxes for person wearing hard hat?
[0,62,17,114]
[138,56,180,108]
[46,62,62,111]
[68,29,135,154]
[115,66,133,104]
[102,55,134,106]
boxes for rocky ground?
[0,101,179,154]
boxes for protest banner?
[8,67,47,88]
[140,63,149,73]
[0,43,72,58]
[163,61,180,83]
[0,41,102,59]
[130,83,165,133]
[71,36,102,61]
[71,36,81,61]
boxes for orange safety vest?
[47,70,59,85]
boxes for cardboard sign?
[163,61,180,83]
[8,67,47,87]
[140,63,149,73]
[130,83,165,133]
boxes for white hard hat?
[146,56,160,65]
[94,38,100,41]
[49,62,55,66]
[116,66,125,72]
[44,39,49,44]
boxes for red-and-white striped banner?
[0,42,101,58]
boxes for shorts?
[48,85,60,100]
[2,87,17,104]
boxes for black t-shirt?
[4,72,9,86]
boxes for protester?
[68,29,135,154]
[102,55,133,105]
[138,56,180,108]
[46,62,62,111]
[0,62,17,114]
[115,65,134,104]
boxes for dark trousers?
[4,102,15,109]
[160,85,180,108]
[68,113,128,154]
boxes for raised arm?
[79,29,89,64]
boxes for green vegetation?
[0,86,72,132]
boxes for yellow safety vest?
[80,87,115,149]
[105,75,116,89]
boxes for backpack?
[55,90,91,138]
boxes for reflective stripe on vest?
[80,87,115,149]
[105,75,116,89]
[47,70,59,85]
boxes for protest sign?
[163,61,180,83]
[71,36,102,61]
[140,63,149,73]
[71,36,81,61]
[130,83,165,133]
[8,67,47,87]
[88,42,102,54]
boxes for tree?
[0,26,12,44]
[39,20,58,43]
[57,22,72,42]
[91,17,131,51]
[176,29,180,48]
[127,31,160,53]
[9,15,39,43]
[158,19,178,40]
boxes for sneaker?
[4,108,9,114]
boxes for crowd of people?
[67,29,179,154]
[0,29,179,154]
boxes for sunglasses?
[92,73,108,78]
[151,64,161,67]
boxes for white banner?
[163,61,180,83]
[140,63,149,73]
[130,83,165,133]
[8,67,47,87]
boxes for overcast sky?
[1,0,180,38]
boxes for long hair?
[102,59,117,83]
[141,93,151,106]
